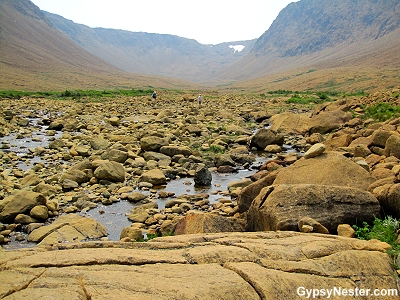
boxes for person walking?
[197,94,202,106]
[152,91,157,100]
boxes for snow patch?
[229,45,245,53]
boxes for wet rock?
[127,202,158,223]
[194,165,212,187]
[127,192,147,203]
[139,169,166,185]
[94,161,125,183]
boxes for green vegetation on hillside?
[0,89,154,100]
[362,102,400,122]
[353,216,400,268]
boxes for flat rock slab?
[1,231,399,299]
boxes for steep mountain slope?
[214,0,400,92]
[0,0,194,91]
[43,12,256,82]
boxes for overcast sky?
[30,0,299,45]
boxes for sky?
[30,0,299,45]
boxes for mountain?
[1,0,400,93]
[43,12,256,83]
[215,0,400,92]
[0,0,194,91]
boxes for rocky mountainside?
[213,0,400,91]
[0,0,194,91]
[44,12,256,82]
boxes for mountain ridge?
[44,11,256,82]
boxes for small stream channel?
[1,114,299,248]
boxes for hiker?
[152,91,157,100]
[198,94,202,106]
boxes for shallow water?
[1,116,297,247]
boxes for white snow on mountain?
[229,45,245,53]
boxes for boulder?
[94,161,125,183]
[214,154,236,168]
[20,174,41,188]
[127,192,147,203]
[106,149,128,163]
[174,212,244,235]
[140,136,168,152]
[303,143,326,159]
[194,165,212,186]
[246,184,381,233]
[308,109,352,134]
[298,217,329,234]
[384,134,400,159]
[250,129,284,150]
[0,191,47,223]
[28,214,107,247]
[237,171,278,213]
[273,152,376,191]
[139,169,167,185]
[30,205,49,220]
[127,202,158,223]
[160,145,193,157]
[61,170,90,184]
[120,227,143,241]
[90,137,110,150]
[371,183,400,218]
[269,112,310,134]
[337,224,356,238]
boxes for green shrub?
[353,216,400,268]
[363,102,400,122]
[208,145,225,154]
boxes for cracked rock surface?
[1,231,399,299]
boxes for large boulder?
[94,161,125,183]
[139,169,167,185]
[27,214,107,247]
[174,212,244,235]
[0,191,47,223]
[384,134,400,159]
[270,112,310,134]
[250,129,284,150]
[371,183,400,218]
[273,152,376,191]
[308,109,352,134]
[194,165,212,187]
[160,145,193,157]
[140,136,168,151]
[246,184,381,233]
[237,171,278,213]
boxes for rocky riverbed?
[1,89,400,250]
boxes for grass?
[286,92,331,105]
[0,88,154,100]
[362,102,400,122]
[353,216,400,269]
